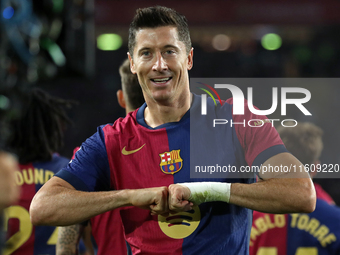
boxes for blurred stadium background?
[1,0,339,202]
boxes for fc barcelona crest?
[159,149,183,174]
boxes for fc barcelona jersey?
[71,147,128,255]
[250,185,340,255]
[3,154,69,255]
[56,94,286,255]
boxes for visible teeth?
[153,78,170,82]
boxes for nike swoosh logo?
[121,144,146,155]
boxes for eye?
[141,51,150,56]
[165,50,175,55]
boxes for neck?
[144,92,192,128]
[125,106,134,115]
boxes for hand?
[0,151,20,210]
[130,186,169,215]
[168,184,193,213]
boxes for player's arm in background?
[56,147,94,255]
[57,224,82,255]
[57,223,94,255]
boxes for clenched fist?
[168,184,193,213]
[129,186,170,215]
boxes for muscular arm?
[230,152,316,213]
[30,176,169,226]
[56,224,94,255]
[56,224,82,255]
[169,153,316,214]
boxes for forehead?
[134,26,184,52]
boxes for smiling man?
[30,6,316,255]
[128,22,193,127]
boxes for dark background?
[1,0,339,202]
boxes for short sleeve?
[230,98,288,168]
[55,126,111,191]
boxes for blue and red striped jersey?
[250,184,340,255]
[90,208,127,255]
[4,153,69,255]
[72,146,128,255]
[56,94,286,255]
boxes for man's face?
[129,26,193,104]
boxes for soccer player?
[0,151,20,255]
[30,6,316,254]
[249,122,340,255]
[56,58,142,255]
[0,89,21,254]
[3,88,74,255]
[0,152,19,212]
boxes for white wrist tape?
[179,182,231,205]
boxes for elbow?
[30,194,52,226]
[302,191,316,214]
[30,204,43,226]
[29,177,71,226]
[297,179,316,213]
[30,199,44,226]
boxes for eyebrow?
[137,44,180,55]
[163,44,180,50]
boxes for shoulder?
[101,111,139,136]
[85,112,141,155]
[51,153,70,165]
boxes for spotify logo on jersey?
[158,205,201,239]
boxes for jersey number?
[3,206,58,255]
[257,247,318,255]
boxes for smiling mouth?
[150,77,172,84]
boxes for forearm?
[56,224,81,255]
[57,223,94,255]
[229,177,315,213]
[31,176,170,226]
[30,177,132,226]
[228,153,316,213]
[172,153,316,214]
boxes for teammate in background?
[56,59,143,255]
[250,122,340,255]
[0,152,19,212]
[30,6,315,254]
[0,89,21,255]
[0,152,20,255]
[3,88,74,255]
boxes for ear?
[128,52,136,74]
[117,89,126,109]
[187,47,194,70]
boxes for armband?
[179,182,231,205]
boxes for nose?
[152,52,168,72]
